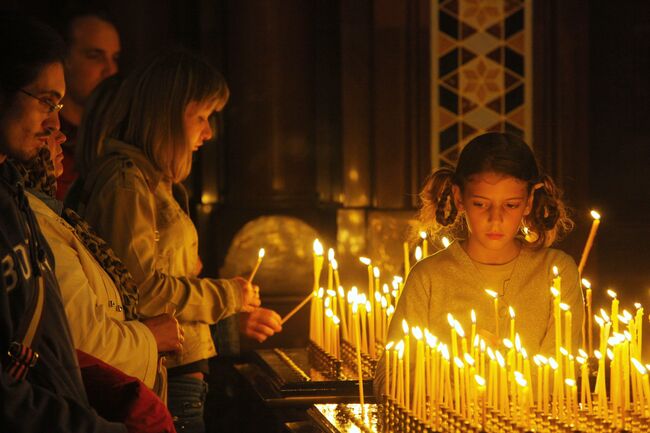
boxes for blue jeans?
[167,376,208,433]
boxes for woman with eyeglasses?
[73,48,282,433]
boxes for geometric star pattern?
[432,0,532,168]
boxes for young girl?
[375,132,582,393]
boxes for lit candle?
[412,327,424,416]
[578,210,601,275]
[583,278,593,354]
[373,267,381,344]
[332,315,341,358]
[403,242,410,278]
[608,289,619,333]
[470,310,477,358]
[577,351,591,412]
[397,343,405,406]
[561,302,572,356]
[385,341,394,396]
[247,247,265,283]
[336,286,349,341]
[366,300,375,358]
[358,295,368,353]
[310,240,325,343]
[441,236,451,248]
[551,286,561,361]
[485,289,499,338]
[352,303,365,416]
[402,319,411,410]
[475,374,487,430]
[327,248,335,295]
[419,231,428,257]
[509,306,516,344]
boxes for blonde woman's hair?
[101,48,229,183]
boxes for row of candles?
[382,272,650,431]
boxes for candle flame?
[442,237,451,248]
[595,315,604,327]
[327,289,336,297]
[552,265,559,277]
[352,303,358,314]
[419,231,427,240]
[426,333,438,348]
[515,334,522,352]
[324,298,331,308]
[318,287,324,297]
[509,306,515,318]
[480,339,486,352]
[385,341,394,351]
[624,330,632,341]
[454,357,464,369]
[258,248,266,258]
[533,355,542,366]
[576,356,585,364]
[471,309,476,323]
[623,309,633,321]
[581,278,591,289]
[550,287,560,298]
[365,300,371,312]
[396,340,404,351]
[338,286,345,297]
[578,348,588,359]
[560,303,570,311]
[331,258,338,270]
[325,308,333,318]
[496,351,505,367]
[414,246,423,261]
[359,257,371,266]
[464,353,475,366]
[515,375,528,388]
[474,374,486,387]
[313,239,324,256]
[521,348,528,359]
[373,266,380,278]
[485,289,498,299]
[635,302,643,310]
[590,210,601,220]
[503,338,513,349]
[387,306,395,315]
[607,289,617,299]
[447,313,455,327]
[549,357,559,370]
[594,350,602,359]
[565,378,576,387]
[560,347,568,356]
[454,321,465,338]
[327,248,335,261]
[600,309,610,323]
[607,349,614,360]
[393,276,403,284]
[441,344,450,360]
[382,283,389,294]
[381,297,387,308]
[402,319,409,334]
[412,326,423,340]
[632,358,647,375]
[374,291,381,302]
[487,347,495,360]
[473,334,479,347]
[333,315,340,325]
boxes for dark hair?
[0,13,66,113]
[53,7,118,49]
[419,132,573,248]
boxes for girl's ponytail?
[524,174,574,248]
[418,167,461,236]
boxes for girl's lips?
[486,233,504,240]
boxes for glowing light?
[328,248,335,261]
[442,237,451,248]
[590,210,601,220]
[313,239,324,256]
[581,278,591,289]
[359,257,371,266]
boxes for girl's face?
[453,171,533,263]
[183,99,220,152]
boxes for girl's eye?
[505,203,521,209]
[472,201,486,208]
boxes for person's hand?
[239,308,282,343]
[234,276,261,312]
[142,314,184,353]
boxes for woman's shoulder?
[408,242,463,278]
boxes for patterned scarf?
[16,147,140,321]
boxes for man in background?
[56,10,120,199]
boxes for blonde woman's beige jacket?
[76,139,243,368]
[27,191,159,387]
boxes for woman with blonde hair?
[75,48,282,433]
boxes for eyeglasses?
[20,89,64,114]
